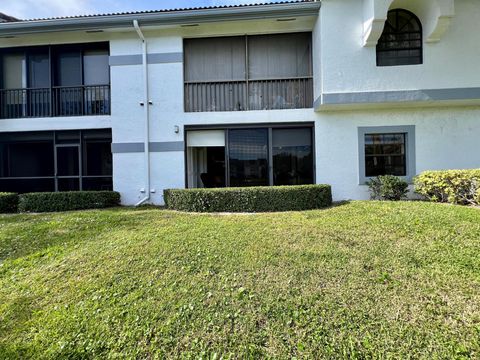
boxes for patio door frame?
[54,143,82,191]
[185,122,316,188]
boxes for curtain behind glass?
[248,33,312,80]
[2,53,24,89]
[83,50,109,85]
[184,37,246,82]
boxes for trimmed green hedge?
[18,191,121,213]
[414,169,480,206]
[0,192,19,213]
[164,185,332,213]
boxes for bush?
[366,175,409,201]
[0,193,19,213]
[164,185,332,213]
[18,191,121,213]
[414,169,480,205]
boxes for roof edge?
[0,2,321,37]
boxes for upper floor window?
[0,42,110,119]
[376,9,423,67]
[184,33,313,112]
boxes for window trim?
[358,125,416,184]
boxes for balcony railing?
[185,77,313,112]
[0,85,110,119]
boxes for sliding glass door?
[272,128,313,185]
[228,129,269,187]
[186,125,314,188]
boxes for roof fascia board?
[0,2,321,36]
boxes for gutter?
[0,2,321,36]
[133,19,151,206]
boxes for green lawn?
[0,202,479,359]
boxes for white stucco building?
[0,0,478,205]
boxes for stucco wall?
[320,0,480,93]
[1,3,479,205]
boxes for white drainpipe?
[133,19,151,206]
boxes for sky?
[0,0,285,20]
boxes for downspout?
[133,19,151,206]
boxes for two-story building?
[0,0,479,205]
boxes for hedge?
[414,169,480,206]
[366,175,409,201]
[0,192,19,213]
[164,185,332,213]
[18,191,121,213]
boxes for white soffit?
[362,0,455,47]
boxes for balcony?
[184,33,313,112]
[0,85,110,119]
[1,42,110,120]
[185,77,313,112]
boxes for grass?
[0,201,479,359]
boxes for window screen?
[184,37,246,82]
[248,33,312,80]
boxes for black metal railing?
[184,77,313,112]
[0,85,110,119]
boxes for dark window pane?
[0,140,54,177]
[57,178,80,191]
[228,129,268,187]
[377,9,422,67]
[28,51,50,88]
[82,177,113,191]
[273,128,313,185]
[365,133,407,177]
[56,146,79,176]
[55,51,82,86]
[0,178,55,193]
[83,141,112,176]
[200,147,226,188]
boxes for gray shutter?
[248,33,312,80]
[184,37,246,82]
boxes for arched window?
[377,9,423,67]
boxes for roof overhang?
[0,2,321,37]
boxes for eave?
[0,2,321,37]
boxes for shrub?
[414,169,480,205]
[366,175,409,201]
[0,192,19,213]
[18,191,121,213]
[164,185,332,213]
